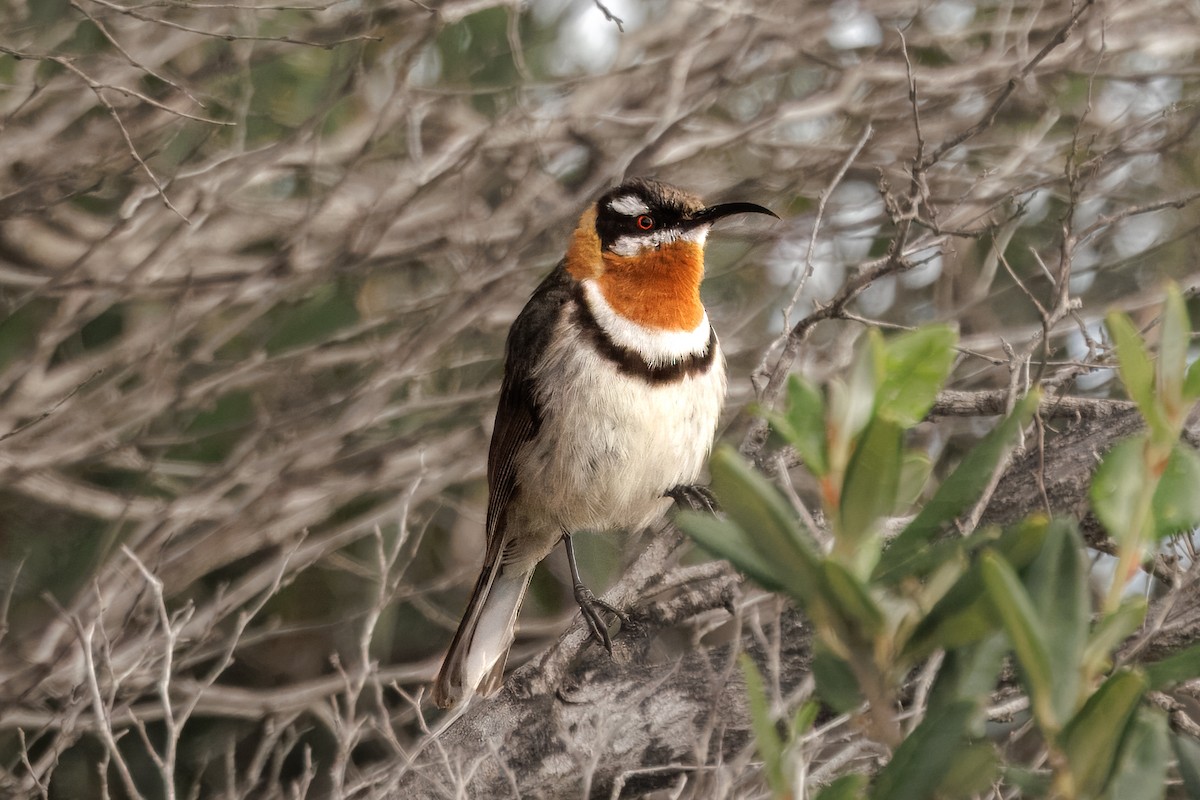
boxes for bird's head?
[565,178,776,330]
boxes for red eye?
[636,215,654,230]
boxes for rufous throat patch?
[596,241,706,331]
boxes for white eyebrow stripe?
[608,195,650,216]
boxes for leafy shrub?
[681,285,1200,799]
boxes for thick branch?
[392,407,1200,798]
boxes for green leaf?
[792,700,820,738]
[1152,442,1200,537]
[927,633,1008,732]
[1060,669,1147,799]
[981,551,1058,731]
[741,654,785,794]
[904,571,995,657]
[1185,357,1200,403]
[870,700,974,800]
[877,390,1040,581]
[1000,766,1051,796]
[876,324,958,426]
[991,514,1056,567]
[1144,642,1200,689]
[829,338,879,466]
[1083,600,1147,680]
[813,644,862,713]
[1158,284,1190,414]
[880,538,966,603]
[936,742,999,797]
[678,511,790,594]
[1104,708,1168,800]
[904,519,1049,658]
[1171,731,1200,800]
[897,452,932,509]
[1108,311,1168,438]
[709,446,825,606]
[816,774,868,800]
[1023,519,1089,724]
[773,374,829,476]
[822,560,885,637]
[1090,436,1149,544]
[839,417,904,566]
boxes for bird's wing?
[484,263,576,547]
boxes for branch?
[740,246,934,461]
[388,576,801,799]
[386,403,1200,798]
[919,0,1098,169]
[930,389,1135,419]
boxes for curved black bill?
[690,201,779,227]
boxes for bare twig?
[81,0,380,48]
[920,0,1098,169]
[591,0,625,31]
[0,370,103,443]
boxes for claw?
[666,484,719,514]
[573,582,630,653]
[563,533,630,653]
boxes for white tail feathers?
[432,568,532,709]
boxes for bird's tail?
[432,559,532,709]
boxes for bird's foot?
[573,582,631,655]
[666,483,719,514]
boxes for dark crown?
[593,178,705,250]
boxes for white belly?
[512,319,726,556]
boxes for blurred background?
[0,0,1198,796]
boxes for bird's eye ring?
[636,215,654,230]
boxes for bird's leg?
[665,484,719,514]
[563,533,629,654]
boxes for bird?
[432,177,776,709]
